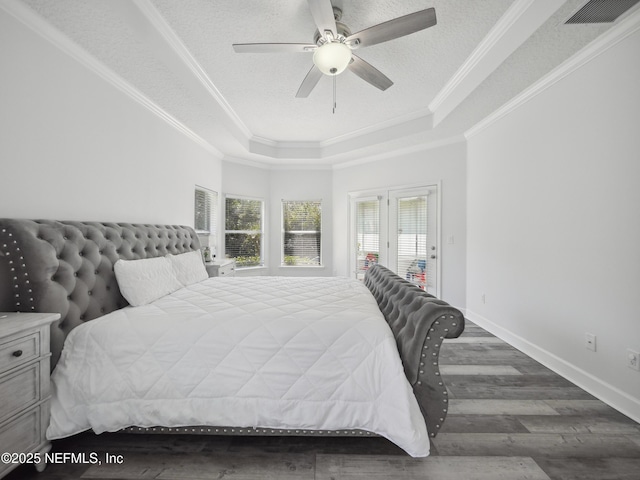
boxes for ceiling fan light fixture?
[313,42,351,75]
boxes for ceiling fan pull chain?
[333,73,337,114]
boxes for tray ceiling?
[8,0,630,166]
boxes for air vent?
[565,0,640,24]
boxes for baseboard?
[464,309,640,424]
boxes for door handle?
[430,255,436,259]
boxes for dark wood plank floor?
[6,321,640,479]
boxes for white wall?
[466,27,640,420]
[0,9,221,226]
[332,141,468,308]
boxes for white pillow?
[114,256,183,306]
[167,250,208,287]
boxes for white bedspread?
[47,276,430,456]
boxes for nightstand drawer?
[0,363,40,423]
[218,262,235,276]
[205,260,236,277]
[0,407,41,460]
[0,333,39,373]
[0,313,57,478]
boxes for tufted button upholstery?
[0,219,201,369]
[364,264,465,438]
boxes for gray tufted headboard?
[0,219,201,368]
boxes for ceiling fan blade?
[348,55,393,91]
[233,43,316,54]
[296,64,323,98]
[307,0,337,38]
[346,8,436,49]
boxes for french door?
[350,185,439,296]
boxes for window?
[194,186,217,233]
[282,200,322,266]
[193,185,218,260]
[225,196,264,268]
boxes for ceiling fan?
[232,0,437,98]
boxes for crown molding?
[221,155,273,170]
[131,0,253,143]
[14,0,602,168]
[321,106,433,148]
[222,134,466,171]
[269,163,333,172]
[249,137,323,159]
[2,0,448,166]
[331,134,466,170]
[1,0,224,158]
[248,109,434,159]
[429,0,565,127]
[223,152,334,170]
[221,155,330,171]
[3,0,451,163]
[465,7,640,140]
[323,112,434,159]
[430,0,538,110]
[132,0,439,161]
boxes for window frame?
[194,185,218,258]
[281,199,323,267]
[224,194,265,269]
[194,185,217,235]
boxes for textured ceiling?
[150,0,512,142]
[13,0,633,166]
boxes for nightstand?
[0,312,59,478]
[205,259,236,277]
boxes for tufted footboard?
[364,264,464,437]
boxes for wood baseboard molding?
[465,309,640,424]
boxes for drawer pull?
[12,350,23,357]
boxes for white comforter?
[47,276,429,456]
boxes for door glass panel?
[396,195,429,290]
[355,198,380,280]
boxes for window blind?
[282,200,322,266]
[225,196,263,268]
[355,199,380,279]
[194,187,217,234]
[397,195,428,289]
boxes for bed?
[0,219,464,457]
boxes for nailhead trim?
[410,315,463,437]
[1,221,202,321]
[0,226,34,311]
[122,426,376,437]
